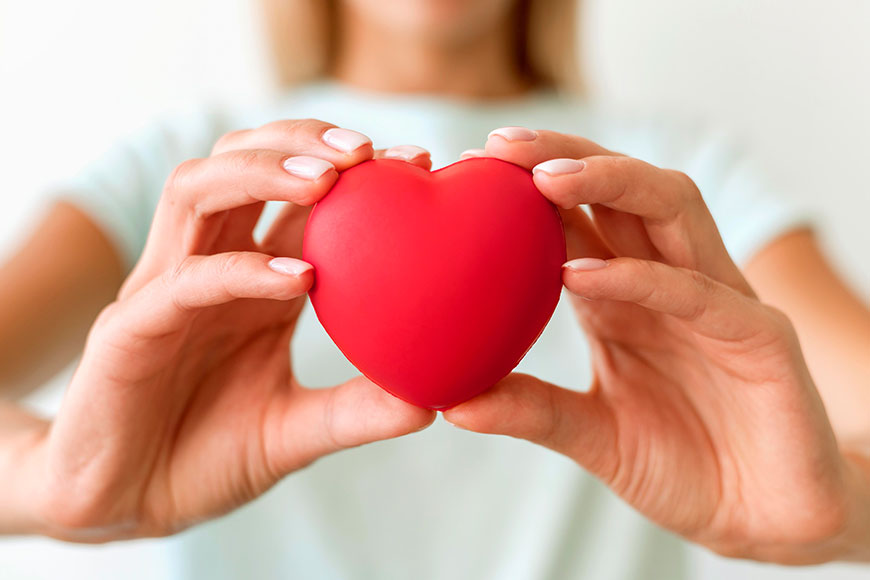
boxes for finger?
[212,120,374,171]
[532,155,701,218]
[442,373,619,479]
[265,377,437,473]
[106,252,314,343]
[484,128,690,222]
[562,257,767,340]
[376,145,432,170]
[534,156,749,291]
[459,148,486,160]
[163,150,338,218]
[123,150,338,294]
[484,126,617,169]
[130,151,336,283]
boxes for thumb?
[442,373,618,477]
[266,377,437,474]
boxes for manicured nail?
[487,126,537,142]
[460,148,486,159]
[563,258,608,271]
[322,127,372,153]
[533,158,586,176]
[268,257,313,276]
[384,145,429,161]
[282,156,334,180]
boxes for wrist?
[837,450,870,562]
[0,403,50,536]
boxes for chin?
[346,0,518,42]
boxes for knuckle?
[632,260,662,302]
[633,257,662,281]
[229,148,266,174]
[761,305,801,344]
[263,117,332,139]
[604,156,639,200]
[88,301,123,339]
[296,117,333,134]
[160,260,196,313]
[685,268,717,319]
[211,128,249,154]
[687,268,715,295]
[218,252,249,279]
[163,257,191,287]
[163,158,202,203]
[668,169,702,203]
[92,301,121,329]
[160,257,198,301]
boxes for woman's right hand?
[19,120,436,542]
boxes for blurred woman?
[1,0,869,578]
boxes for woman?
[1,0,869,577]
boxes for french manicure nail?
[563,258,608,271]
[460,148,486,159]
[533,158,586,176]
[487,126,537,142]
[384,144,429,161]
[282,156,334,180]
[322,127,372,153]
[268,257,313,276]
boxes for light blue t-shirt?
[58,81,807,580]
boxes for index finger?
[484,126,620,168]
[484,127,749,292]
[212,119,375,171]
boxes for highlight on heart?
[1,1,869,579]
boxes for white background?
[0,0,868,578]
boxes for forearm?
[745,230,870,446]
[0,401,48,535]
[0,202,123,398]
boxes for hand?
[25,121,435,541]
[447,128,870,563]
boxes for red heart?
[302,158,566,410]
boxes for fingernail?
[487,126,537,142]
[268,257,313,276]
[460,148,486,160]
[322,127,372,153]
[533,158,586,176]
[384,144,429,161]
[282,156,334,180]
[563,258,608,271]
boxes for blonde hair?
[261,0,582,93]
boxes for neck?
[331,7,530,99]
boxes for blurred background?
[0,0,867,578]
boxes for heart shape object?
[302,158,566,409]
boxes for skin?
[450,136,870,563]
[0,120,436,540]
[1,0,869,565]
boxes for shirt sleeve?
[53,109,228,272]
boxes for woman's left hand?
[447,128,870,563]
